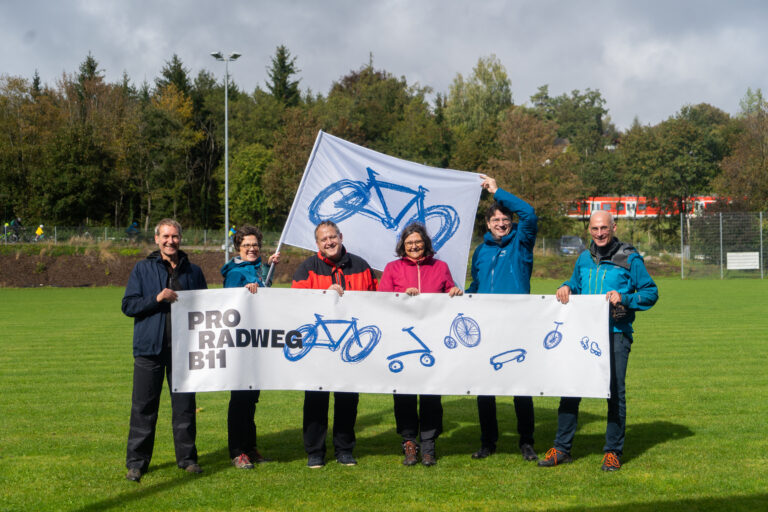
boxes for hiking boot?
[402,440,418,466]
[307,454,325,468]
[184,463,203,474]
[232,453,254,469]
[601,451,622,471]
[125,468,142,482]
[249,449,272,463]
[336,453,358,466]
[421,452,437,466]
[471,446,495,459]
[520,443,538,461]
[537,448,572,467]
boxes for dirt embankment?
[0,249,304,288]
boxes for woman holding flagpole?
[220,225,279,469]
[379,222,463,466]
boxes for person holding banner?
[539,210,658,471]
[292,220,378,468]
[379,222,463,467]
[122,219,207,482]
[221,225,280,470]
[467,176,539,463]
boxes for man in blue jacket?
[538,210,658,471]
[122,219,207,482]
[467,175,539,462]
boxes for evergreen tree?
[266,45,301,107]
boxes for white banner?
[172,288,610,398]
[281,131,482,288]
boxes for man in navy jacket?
[121,219,207,482]
[467,176,539,462]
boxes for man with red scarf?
[291,220,378,468]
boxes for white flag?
[281,131,482,288]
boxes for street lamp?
[211,51,241,262]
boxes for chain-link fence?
[682,212,765,279]
[0,225,283,251]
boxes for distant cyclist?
[35,224,44,241]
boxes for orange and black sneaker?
[537,447,573,467]
[601,451,622,471]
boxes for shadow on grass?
[544,494,768,512]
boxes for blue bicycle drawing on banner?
[308,166,460,251]
[443,313,481,349]
[387,327,435,373]
[283,314,381,363]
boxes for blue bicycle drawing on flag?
[308,167,460,252]
[283,314,381,363]
[443,313,481,349]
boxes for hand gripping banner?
[172,288,610,398]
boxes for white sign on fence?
[171,288,610,398]
[726,252,760,270]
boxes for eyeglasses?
[404,241,425,248]
[489,217,511,225]
[240,243,260,249]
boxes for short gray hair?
[154,218,182,237]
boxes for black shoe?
[601,451,622,471]
[184,463,203,474]
[521,443,538,461]
[336,453,358,466]
[247,449,273,463]
[537,448,572,467]
[421,452,437,466]
[125,468,142,482]
[471,446,495,459]
[402,440,418,466]
[307,454,325,468]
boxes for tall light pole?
[211,51,241,263]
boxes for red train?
[566,196,719,219]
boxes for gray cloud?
[1,0,766,129]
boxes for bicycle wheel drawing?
[453,314,481,347]
[542,321,564,350]
[308,180,370,224]
[443,336,457,349]
[341,325,382,363]
[388,360,404,373]
[419,353,435,367]
[283,324,317,361]
[406,205,460,252]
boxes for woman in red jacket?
[379,222,463,466]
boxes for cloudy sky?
[2,0,766,129]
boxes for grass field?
[1,279,766,511]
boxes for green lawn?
[0,280,766,511]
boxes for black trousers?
[476,395,534,449]
[126,347,197,471]
[303,390,358,457]
[228,390,261,458]
[393,394,443,449]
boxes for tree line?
[1,46,766,239]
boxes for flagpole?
[266,130,326,284]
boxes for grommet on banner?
[318,386,323,390]
[540,391,544,395]
[393,389,397,393]
[466,390,471,394]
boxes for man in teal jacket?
[539,210,658,471]
[467,175,539,462]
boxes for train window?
[637,203,647,211]
[617,203,625,211]
[601,204,611,210]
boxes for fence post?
[680,213,684,279]
[54,226,57,243]
[719,213,724,280]
[760,212,765,279]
